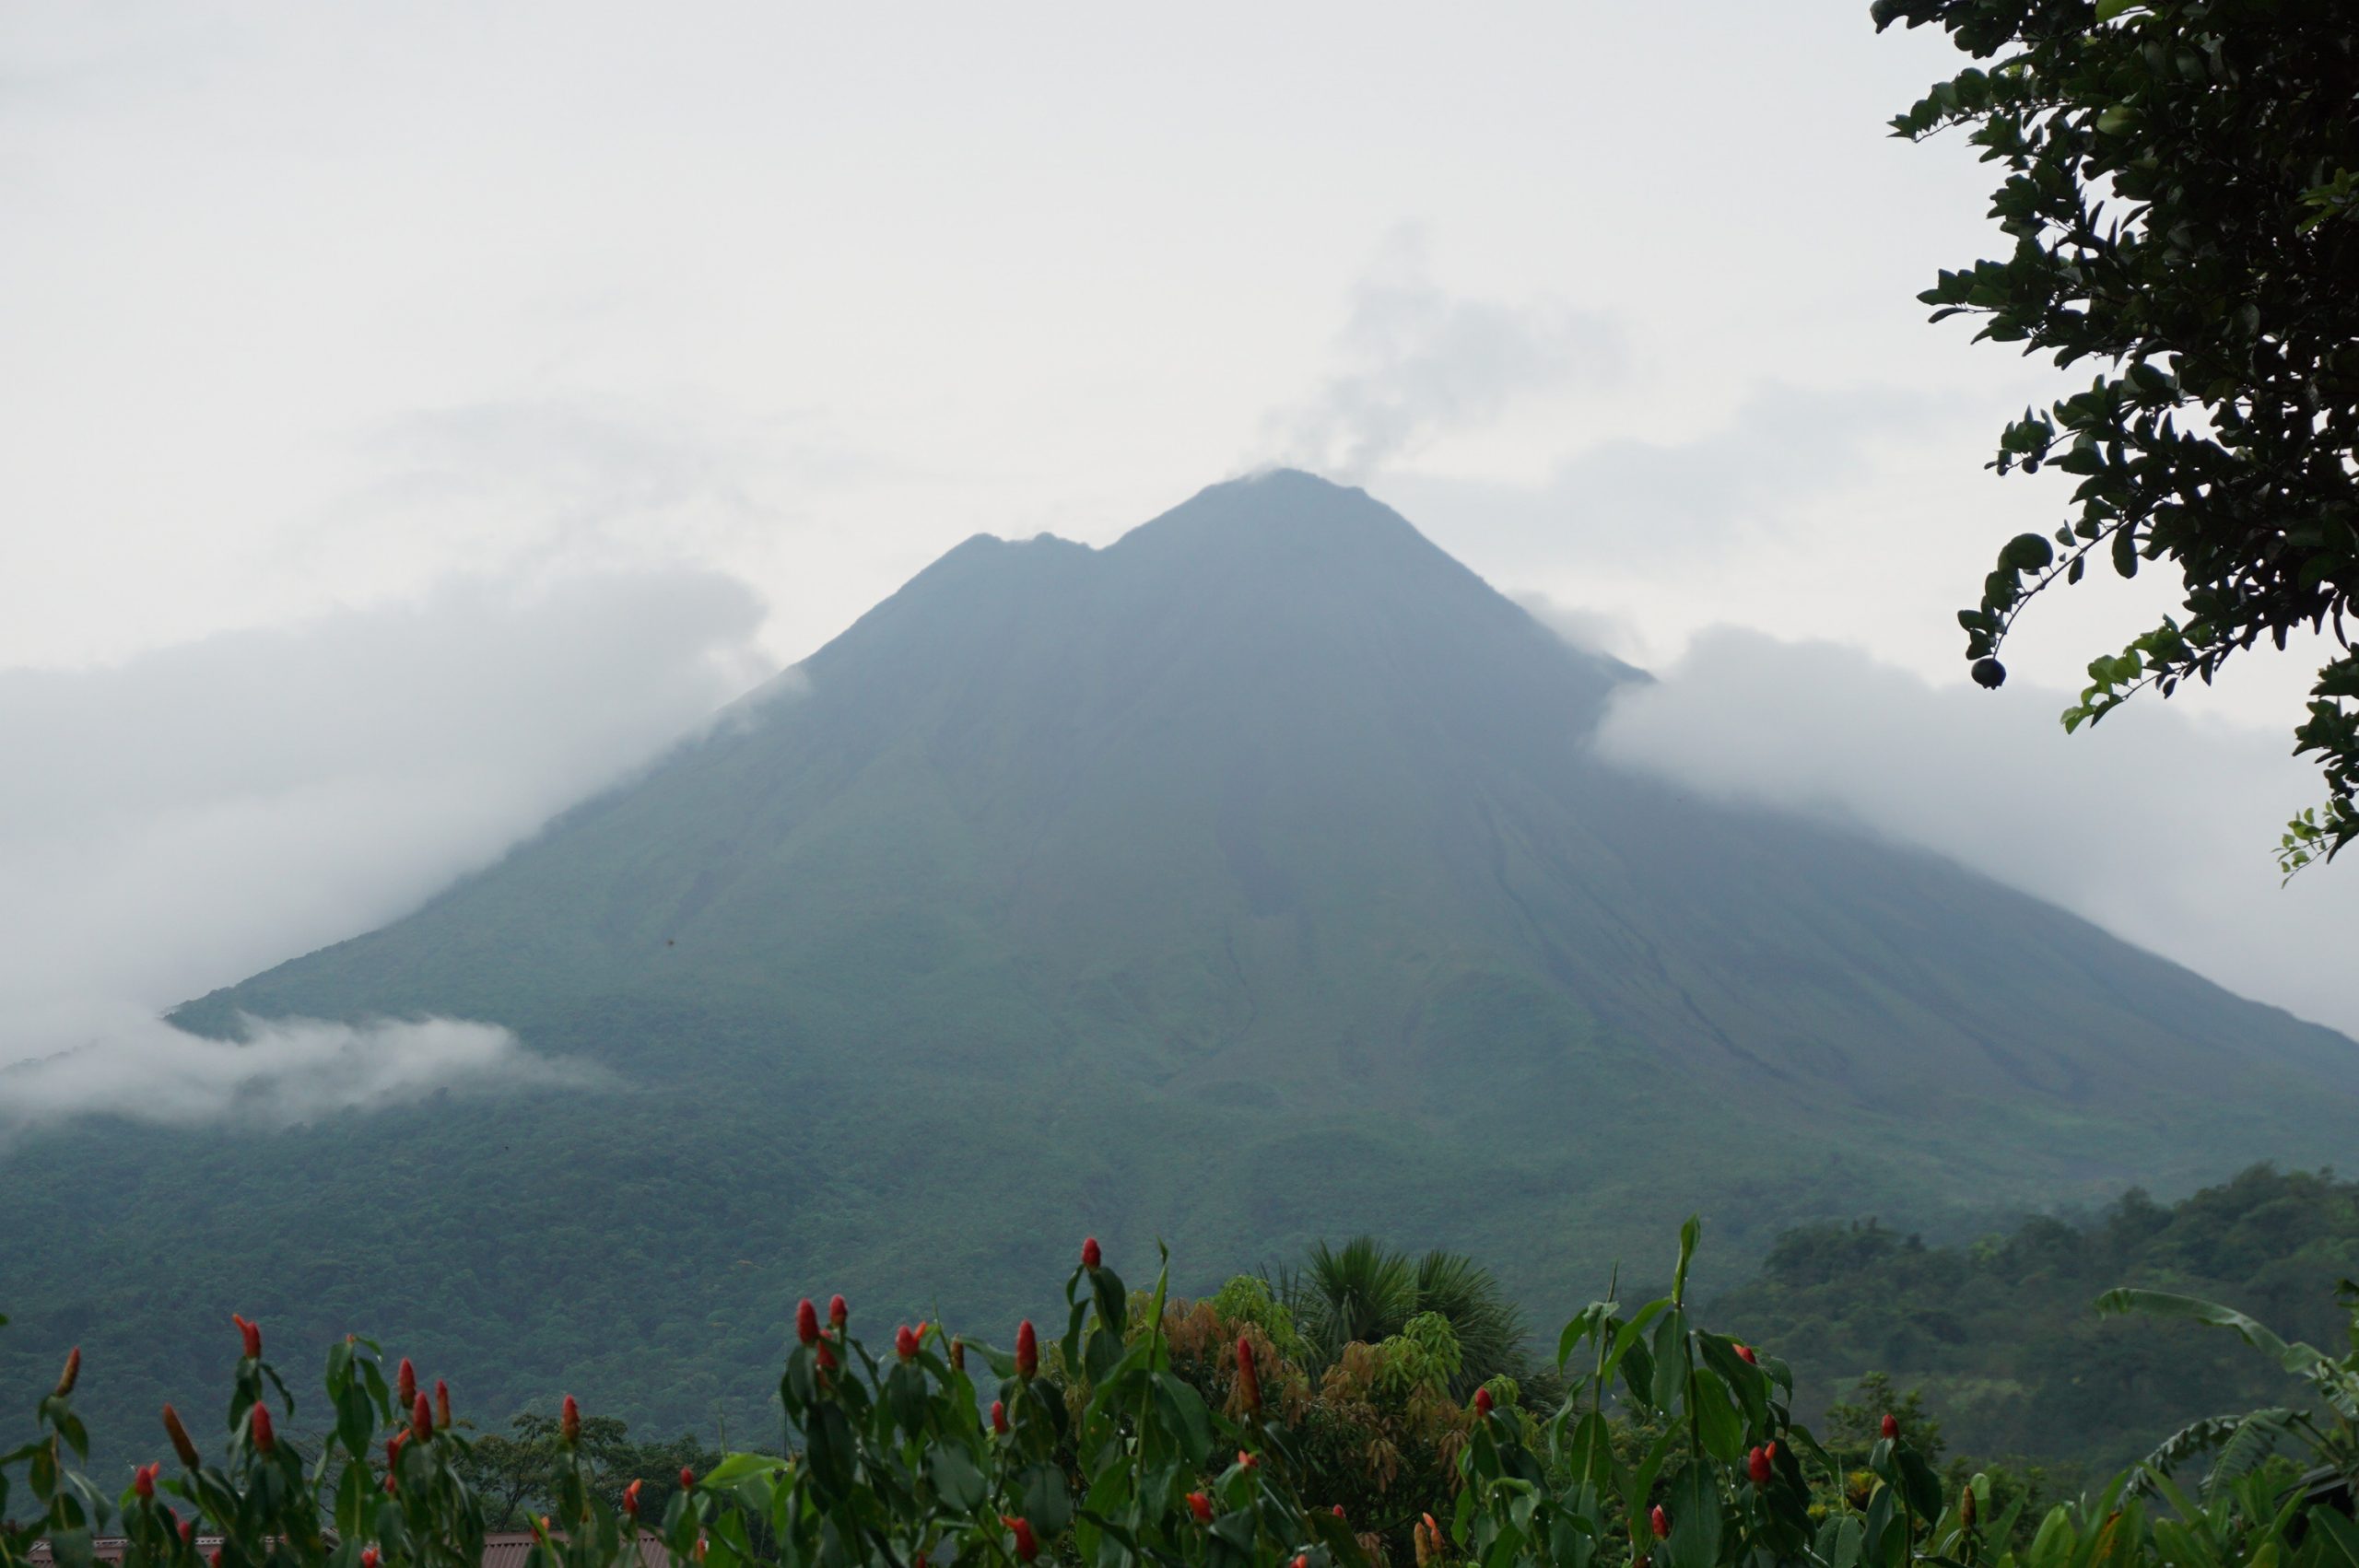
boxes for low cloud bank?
[1591,627,2359,1039]
[0,567,771,1129]
[0,1010,605,1138]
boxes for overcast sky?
[4,3,2351,1120]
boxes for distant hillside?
[1710,1164,2359,1472]
[4,470,2353,1476]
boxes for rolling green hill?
[5,470,2353,1473]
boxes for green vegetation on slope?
[1712,1164,2359,1473]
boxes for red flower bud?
[1473,1386,1494,1418]
[233,1315,261,1360]
[387,1431,408,1470]
[623,1479,642,1517]
[1237,1449,1259,1469]
[828,1294,849,1329]
[397,1358,417,1410]
[1294,1557,1309,1568]
[991,1399,1009,1435]
[1748,1446,1771,1485]
[816,1341,838,1373]
[1736,1343,1757,1364]
[1235,1336,1262,1414]
[180,1519,194,1545]
[412,1393,433,1445]
[1082,1236,1102,1270]
[797,1299,820,1346]
[1881,1413,1898,1441]
[435,1379,452,1431]
[897,1325,921,1361]
[681,1467,697,1491]
[1015,1319,1039,1380]
[1187,1492,1213,1524]
[249,1400,276,1455]
[362,1550,379,1568]
[561,1394,581,1446]
[1333,1505,1347,1520]
[1650,1505,1670,1539]
[163,1403,201,1469]
[1002,1515,1039,1562]
[54,1346,81,1398]
[135,1463,158,1500]
[1766,1442,1779,1464]
[210,1550,223,1568]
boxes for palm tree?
[1280,1235,1530,1393]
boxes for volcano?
[9,470,2352,1454]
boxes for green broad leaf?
[1687,1367,1746,1463]
[1151,1373,1215,1466]
[929,1441,986,1511]
[2095,0,2141,19]
[1022,1461,1074,1534]
[1663,1462,1723,1568]
[2094,1289,2330,1375]
[1821,1515,1863,1568]
[2002,532,2055,571]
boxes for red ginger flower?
[1736,1343,1758,1364]
[797,1299,820,1346]
[623,1479,642,1517]
[54,1346,80,1398]
[1881,1413,1898,1440]
[250,1400,276,1455]
[1187,1492,1212,1524]
[1015,1319,1039,1380]
[828,1294,849,1329]
[210,1550,223,1568]
[561,1394,581,1446]
[412,1393,433,1444]
[681,1467,697,1491]
[1237,1449,1259,1470]
[134,1463,158,1500]
[1748,1445,1771,1485]
[163,1404,200,1469]
[362,1550,379,1568]
[816,1341,838,1373]
[397,1358,417,1410]
[1002,1515,1039,1562]
[1650,1504,1670,1539]
[1081,1236,1101,1270]
[435,1378,452,1430]
[1473,1386,1494,1418]
[991,1400,1009,1435]
[388,1431,408,1468]
[1333,1505,1347,1519]
[1235,1335,1262,1413]
[1294,1557,1309,1568]
[233,1316,261,1359]
[180,1520,194,1545]
[897,1325,921,1361]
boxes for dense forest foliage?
[10,1222,2359,1568]
[1714,1165,2359,1472]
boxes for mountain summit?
[12,471,2354,1450]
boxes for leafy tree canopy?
[1874,0,2359,872]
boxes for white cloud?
[1590,626,2359,1039]
[1254,226,1625,481]
[0,566,772,1127]
[0,1010,605,1139]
